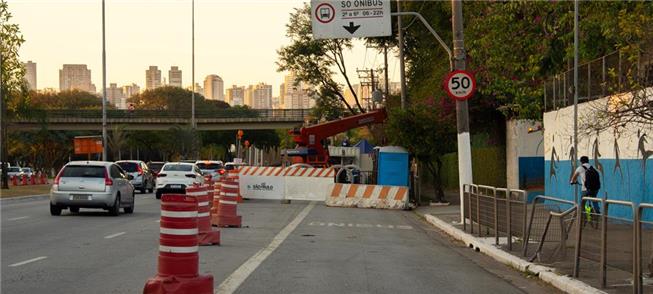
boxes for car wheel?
[50,203,62,216]
[109,194,120,216]
[155,191,161,200]
[139,182,146,194]
[124,198,134,214]
[69,207,80,213]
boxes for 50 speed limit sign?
[443,70,476,101]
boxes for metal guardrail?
[462,184,528,251]
[523,195,577,262]
[14,109,311,120]
[544,49,653,111]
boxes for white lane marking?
[216,201,316,294]
[307,222,413,230]
[154,220,161,223]
[9,256,47,267]
[8,216,29,221]
[104,232,126,239]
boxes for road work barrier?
[325,183,409,209]
[238,166,335,201]
[143,194,213,294]
[212,177,242,227]
[186,185,220,246]
[227,169,243,202]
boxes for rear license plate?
[170,185,182,189]
[70,194,92,201]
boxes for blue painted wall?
[545,159,653,219]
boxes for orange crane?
[287,109,387,167]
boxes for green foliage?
[439,146,507,190]
[0,0,25,110]
[128,86,230,112]
[277,3,362,114]
[310,88,345,121]
[29,90,103,110]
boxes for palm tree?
[108,125,128,160]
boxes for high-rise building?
[226,85,245,106]
[59,64,95,92]
[168,66,182,87]
[107,83,125,109]
[186,83,203,95]
[246,83,272,109]
[203,75,224,101]
[122,83,140,98]
[145,66,162,90]
[279,83,285,107]
[23,61,37,91]
[282,73,313,109]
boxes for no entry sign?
[443,70,476,101]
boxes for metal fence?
[523,196,577,266]
[21,109,312,120]
[462,184,528,251]
[544,49,653,111]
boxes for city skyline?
[10,0,399,97]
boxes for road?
[1,193,557,294]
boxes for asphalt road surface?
[1,193,557,294]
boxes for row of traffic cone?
[10,173,48,186]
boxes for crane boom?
[287,109,387,166]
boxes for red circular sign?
[314,3,335,24]
[443,70,476,101]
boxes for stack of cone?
[227,168,243,203]
[213,176,242,228]
[186,185,220,246]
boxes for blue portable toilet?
[375,146,409,187]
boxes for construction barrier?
[325,183,409,210]
[21,175,28,186]
[186,185,220,246]
[238,166,335,201]
[227,169,243,202]
[212,177,242,228]
[143,194,213,294]
[10,176,18,186]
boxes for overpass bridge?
[8,109,310,131]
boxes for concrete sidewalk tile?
[423,213,607,294]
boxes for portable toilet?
[375,146,409,186]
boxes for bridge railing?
[20,109,312,120]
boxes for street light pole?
[101,0,108,161]
[451,0,473,217]
[191,0,196,130]
[396,0,407,109]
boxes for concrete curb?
[0,194,49,203]
[424,214,606,294]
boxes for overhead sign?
[443,70,477,101]
[311,0,392,39]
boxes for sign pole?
[396,0,407,109]
[101,0,108,161]
[452,0,472,220]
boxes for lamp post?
[101,0,108,161]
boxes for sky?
[9,0,399,97]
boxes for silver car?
[50,161,135,216]
[7,166,24,178]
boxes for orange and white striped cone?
[227,169,243,203]
[143,194,213,294]
[210,181,221,225]
[186,185,220,246]
[215,177,242,228]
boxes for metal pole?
[384,43,389,100]
[396,0,407,109]
[452,0,473,219]
[573,0,579,204]
[0,46,8,189]
[191,0,196,129]
[101,0,108,161]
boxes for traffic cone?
[143,194,213,294]
[227,169,243,203]
[186,185,220,246]
[210,182,221,227]
[215,177,242,228]
[30,175,37,185]
[21,175,28,185]
[10,176,18,186]
[40,172,48,184]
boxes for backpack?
[583,166,601,191]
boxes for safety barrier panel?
[325,183,408,210]
[238,166,335,201]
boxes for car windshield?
[196,163,222,170]
[162,164,192,172]
[21,168,31,172]
[61,165,106,178]
[117,162,138,172]
[8,167,20,172]
[148,162,165,173]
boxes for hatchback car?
[50,161,135,216]
[155,162,204,199]
[116,160,155,194]
[7,166,23,178]
[195,160,224,181]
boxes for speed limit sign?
[443,70,476,101]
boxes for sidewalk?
[415,202,607,294]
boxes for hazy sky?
[9,0,399,96]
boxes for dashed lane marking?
[307,221,413,230]
[104,232,126,239]
[9,256,47,267]
[7,216,29,221]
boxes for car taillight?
[104,168,113,186]
[218,169,225,175]
[157,173,167,177]
[54,169,63,185]
[137,165,143,175]
[185,174,196,178]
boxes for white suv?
[154,162,204,199]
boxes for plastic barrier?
[325,183,408,209]
[40,172,48,184]
[30,175,37,185]
[10,176,18,186]
[213,177,242,228]
[186,185,220,246]
[238,166,335,201]
[21,175,28,186]
[143,194,213,294]
[227,169,243,203]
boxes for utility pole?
[396,0,407,109]
[573,0,579,204]
[191,0,196,130]
[101,0,108,161]
[451,0,473,214]
[384,43,389,99]
[0,48,7,189]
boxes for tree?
[29,90,104,110]
[108,125,128,160]
[277,3,364,115]
[310,87,345,121]
[128,86,229,112]
[1,0,25,189]
[386,102,456,203]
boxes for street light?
[101,0,107,161]
[191,0,196,130]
